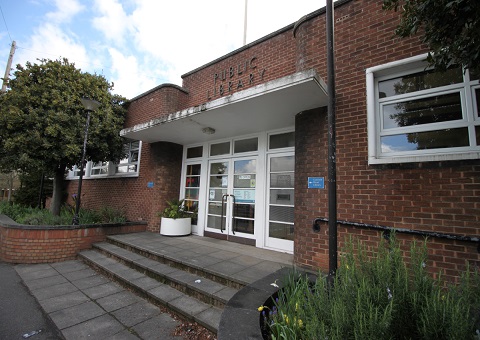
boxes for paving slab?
[61,267,97,282]
[105,329,141,340]
[39,290,89,313]
[51,260,89,274]
[71,273,110,290]
[31,282,79,301]
[49,300,105,330]
[61,314,125,340]
[19,266,60,281]
[130,276,163,291]
[168,295,209,318]
[132,314,182,340]
[148,285,183,303]
[24,274,68,291]
[96,290,142,312]
[111,301,161,328]
[82,282,124,299]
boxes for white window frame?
[66,140,141,179]
[366,54,480,164]
[115,140,141,176]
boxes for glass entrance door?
[205,157,257,240]
[265,153,294,252]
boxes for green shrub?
[263,234,480,340]
[0,201,127,225]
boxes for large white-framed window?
[115,140,141,175]
[66,140,142,179]
[366,54,480,164]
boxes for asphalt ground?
[0,261,64,340]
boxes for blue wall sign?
[308,177,325,189]
[147,182,154,188]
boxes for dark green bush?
[0,201,127,225]
[263,235,480,340]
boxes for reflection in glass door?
[266,154,294,252]
[184,164,200,225]
[206,158,256,239]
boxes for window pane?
[187,146,203,158]
[210,142,230,156]
[209,175,227,188]
[185,189,199,200]
[270,189,294,205]
[208,189,227,201]
[234,218,254,234]
[269,205,294,223]
[476,126,480,146]
[185,176,200,187]
[210,162,228,175]
[208,202,225,216]
[269,222,294,241]
[381,128,469,153]
[234,204,255,219]
[470,68,480,81]
[383,93,462,129]
[186,164,201,176]
[475,88,480,117]
[117,165,137,173]
[234,159,256,174]
[378,67,463,98]
[270,156,294,172]
[234,138,258,153]
[207,215,224,230]
[234,175,256,188]
[270,173,294,188]
[270,132,295,149]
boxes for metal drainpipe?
[326,0,337,281]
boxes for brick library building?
[66,0,480,281]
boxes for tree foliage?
[0,58,127,214]
[383,0,480,71]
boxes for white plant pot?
[160,217,192,236]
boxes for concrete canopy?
[120,69,328,145]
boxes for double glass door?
[206,157,257,239]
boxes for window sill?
[369,151,480,165]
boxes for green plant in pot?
[159,199,196,236]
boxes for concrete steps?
[78,238,242,334]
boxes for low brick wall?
[0,217,147,264]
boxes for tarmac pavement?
[0,261,63,340]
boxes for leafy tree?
[383,0,480,71]
[0,58,127,215]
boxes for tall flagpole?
[243,0,248,46]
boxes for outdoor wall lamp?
[72,98,101,225]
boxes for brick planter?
[0,215,147,263]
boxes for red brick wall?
[293,0,480,282]
[125,85,189,128]
[66,141,183,233]
[0,223,146,264]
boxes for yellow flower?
[295,302,299,311]
[285,315,289,324]
[258,306,264,312]
[298,319,304,328]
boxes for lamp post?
[72,98,101,225]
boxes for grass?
[0,201,126,225]
[261,234,480,340]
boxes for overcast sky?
[0,0,333,99]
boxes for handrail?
[313,217,480,252]
[231,194,236,235]
[221,194,228,233]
